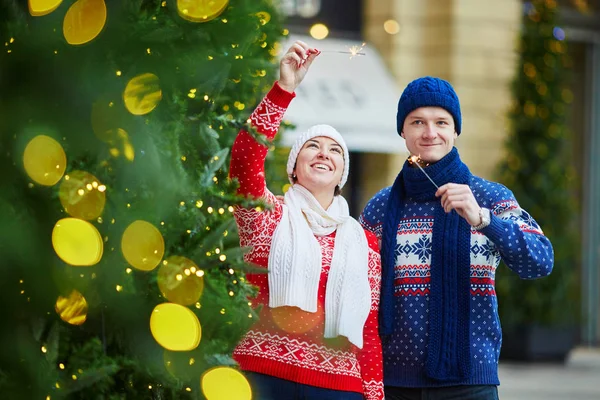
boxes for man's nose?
[423,123,437,138]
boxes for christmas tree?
[496,0,580,329]
[0,0,285,398]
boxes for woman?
[229,41,384,400]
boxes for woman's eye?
[437,121,448,125]
[413,120,423,125]
[332,148,342,153]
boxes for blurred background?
[275,0,600,398]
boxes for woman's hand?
[278,40,320,93]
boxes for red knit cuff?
[268,81,296,108]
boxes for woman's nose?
[317,150,330,159]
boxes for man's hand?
[435,183,482,226]
[278,40,320,93]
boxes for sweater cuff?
[479,212,507,244]
[268,81,296,108]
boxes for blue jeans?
[385,385,499,400]
[245,371,364,400]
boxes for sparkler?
[320,50,366,57]
[318,42,367,59]
[408,155,439,189]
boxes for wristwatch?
[473,207,491,230]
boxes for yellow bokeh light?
[150,303,201,351]
[256,11,271,25]
[123,73,162,116]
[63,0,107,45]
[55,290,88,325]
[383,19,400,35]
[59,170,106,220]
[29,0,63,16]
[121,220,165,271]
[52,218,103,266]
[176,0,229,23]
[309,23,329,40]
[23,135,67,186]
[201,367,251,400]
[158,256,204,305]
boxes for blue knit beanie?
[396,76,462,135]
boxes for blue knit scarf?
[380,147,472,381]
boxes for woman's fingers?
[291,43,308,60]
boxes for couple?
[228,41,554,400]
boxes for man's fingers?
[442,194,468,213]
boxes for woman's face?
[293,136,344,196]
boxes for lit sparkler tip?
[348,42,367,59]
[408,153,439,189]
[408,154,421,164]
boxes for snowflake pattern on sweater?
[359,177,553,388]
[229,82,384,399]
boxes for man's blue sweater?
[359,176,553,387]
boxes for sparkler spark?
[348,42,366,59]
[408,154,439,189]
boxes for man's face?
[401,107,457,163]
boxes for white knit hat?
[286,124,350,189]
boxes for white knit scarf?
[268,184,371,348]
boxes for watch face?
[481,208,490,225]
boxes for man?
[359,77,554,400]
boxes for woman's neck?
[313,191,334,210]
